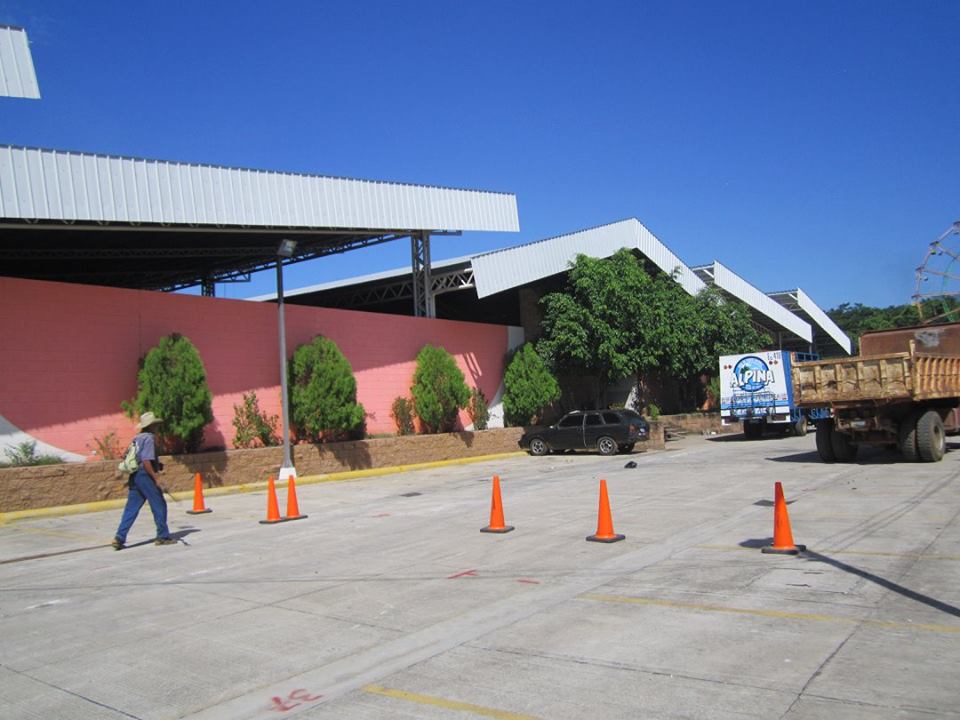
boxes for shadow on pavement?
[737,538,960,620]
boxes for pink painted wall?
[0,276,512,459]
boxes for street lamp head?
[277,239,298,258]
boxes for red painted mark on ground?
[447,569,478,579]
[516,578,540,584]
[373,513,391,517]
[268,689,324,712]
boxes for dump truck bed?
[792,350,960,407]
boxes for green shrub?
[390,396,416,435]
[647,403,661,421]
[502,343,561,426]
[289,336,366,442]
[232,391,280,448]
[123,333,213,453]
[411,345,470,433]
[467,387,489,431]
[0,441,63,467]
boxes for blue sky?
[2,1,958,310]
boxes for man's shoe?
[154,537,177,546]
[111,538,124,551]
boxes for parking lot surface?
[1,432,959,719]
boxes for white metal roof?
[0,26,40,99]
[0,145,520,232]
[768,288,852,355]
[693,261,812,343]
[470,218,705,299]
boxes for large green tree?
[538,250,770,408]
[289,336,366,442]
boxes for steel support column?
[411,231,435,318]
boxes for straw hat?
[138,411,163,431]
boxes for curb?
[0,451,526,524]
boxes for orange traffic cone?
[762,482,806,554]
[481,475,514,533]
[185,472,212,515]
[284,475,307,521]
[259,476,283,524]
[586,479,625,543]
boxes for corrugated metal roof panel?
[711,261,813,343]
[0,25,40,99]
[0,146,520,232]
[471,218,706,298]
[795,288,852,354]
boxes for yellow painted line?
[0,451,525,524]
[582,593,960,635]
[694,544,960,561]
[362,684,541,720]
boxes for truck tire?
[898,411,922,462]
[743,422,763,440]
[830,427,859,463]
[815,421,836,463]
[916,410,946,462]
[793,418,807,437]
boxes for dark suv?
[519,409,649,456]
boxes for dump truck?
[719,350,829,438]
[792,322,960,463]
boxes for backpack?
[117,440,139,474]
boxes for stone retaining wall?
[0,424,666,514]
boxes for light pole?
[277,239,298,480]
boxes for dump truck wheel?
[815,421,836,463]
[743,423,763,440]
[916,410,946,462]
[793,418,807,437]
[830,427,859,463]
[898,411,922,462]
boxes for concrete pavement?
[1,432,958,719]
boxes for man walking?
[112,412,176,549]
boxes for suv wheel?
[597,436,617,456]
[528,437,549,456]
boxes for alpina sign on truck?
[719,350,826,438]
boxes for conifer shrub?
[411,345,470,433]
[502,343,561,426]
[232,391,280,448]
[123,333,213,453]
[289,336,366,442]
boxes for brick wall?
[0,277,518,461]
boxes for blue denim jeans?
[115,469,170,542]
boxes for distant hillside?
[828,301,958,353]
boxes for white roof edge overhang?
[0,26,40,99]
[0,145,519,233]
[470,218,705,299]
[769,288,852,355]
[698,261,813,343]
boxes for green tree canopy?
[124,333,213,453]
[538,250,771,407]
[411,345,471,433]
[502,343,561,426]
[289,336,366,442]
